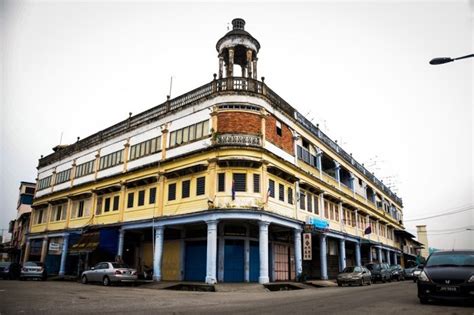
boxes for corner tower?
[216,18,261,79]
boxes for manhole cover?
[164,284,215,292]
[264,283,303,291]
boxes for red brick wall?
[217,112,261,135]
[265,115,294,155]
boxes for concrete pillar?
[369,246,373,262]
[40,236,48,263]
[355,242,361,267]
[350,173,356,192]
[246,49,253,79]
[59,233,69,277]
[153,226,164,281]
[319,234,328,280]
[227,48,234,78]
[117,229,125,257]
[252,58,258,80]
[258,221,270,284]
[377,247,383,263]
[334,161,341,186]
[339,239,346,271]
[180,229,186,281]
[294,229,302,280]
[206,220,218,284]
[393,252,398,265]
[218,55,224,79]
[319,193,325,218]
[316,149,322,171]
[23,239,31,264]
[387,250,391,265]
[244,238,250,282]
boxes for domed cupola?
[216,18,261,79]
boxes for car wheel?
[419,297,429,304]
[42,273,47,281]
[337,282,342,287]
[103,276,110,286]
[368,280,372,285]
[81,275,88,284]
[359,279,364,286]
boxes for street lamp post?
[429,54,474,65]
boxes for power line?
[407,225,474,233]
[426,229,473,236]
[404,205,473,222]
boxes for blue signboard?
[309,217,329,230]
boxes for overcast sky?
[1,0,473,249]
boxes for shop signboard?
[303,233,312,260]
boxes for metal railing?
[215,133,261,147]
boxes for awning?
[69,231,100,253]
[360,239,380,246]
[124,175,158,188]
[93,184,121,195]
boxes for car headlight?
[468,275,474,283]
[418,271,429,282]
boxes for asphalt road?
[0,280,472,315]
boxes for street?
[0,280,472,314]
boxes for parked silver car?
[337,266,372,286]
[81,262,137,286]
[20,261,47,281]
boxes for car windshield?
[0,262,10,267]
[342,267,355,273]
[24,262,43,267]
[111,263,130,269]
[367,265,380,271]
[426,252,474,267]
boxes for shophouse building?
[27,18,407,282]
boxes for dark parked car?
[389,264,405,281]
[337,266,372,286]
[417,250,474,304]
[20,261,47,281]
[0,262,22,280]
[365,263,391,283]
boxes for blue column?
[393,252,398,265]
[258,221,270,284]
[387,250,391,265]
[206,220,218,284]
[339,239,346,271]
[294,229,302,280]
[319,234,328,280]
[59,233,69,277]
[355,242,361,267]
[117,229,125,257]
[369,246,373,262]
[180,229,186,281]
[153,226,164,281]
[377,247,383,263]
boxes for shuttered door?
[273,243,296,281]
[162,240,181,281]
[224,240,244,282]
[273,243,289,281]
[184,241,207,282]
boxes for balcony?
[215,133,261,147]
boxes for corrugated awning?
[69,231,100,253]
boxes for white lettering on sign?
[303,233,312,260]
